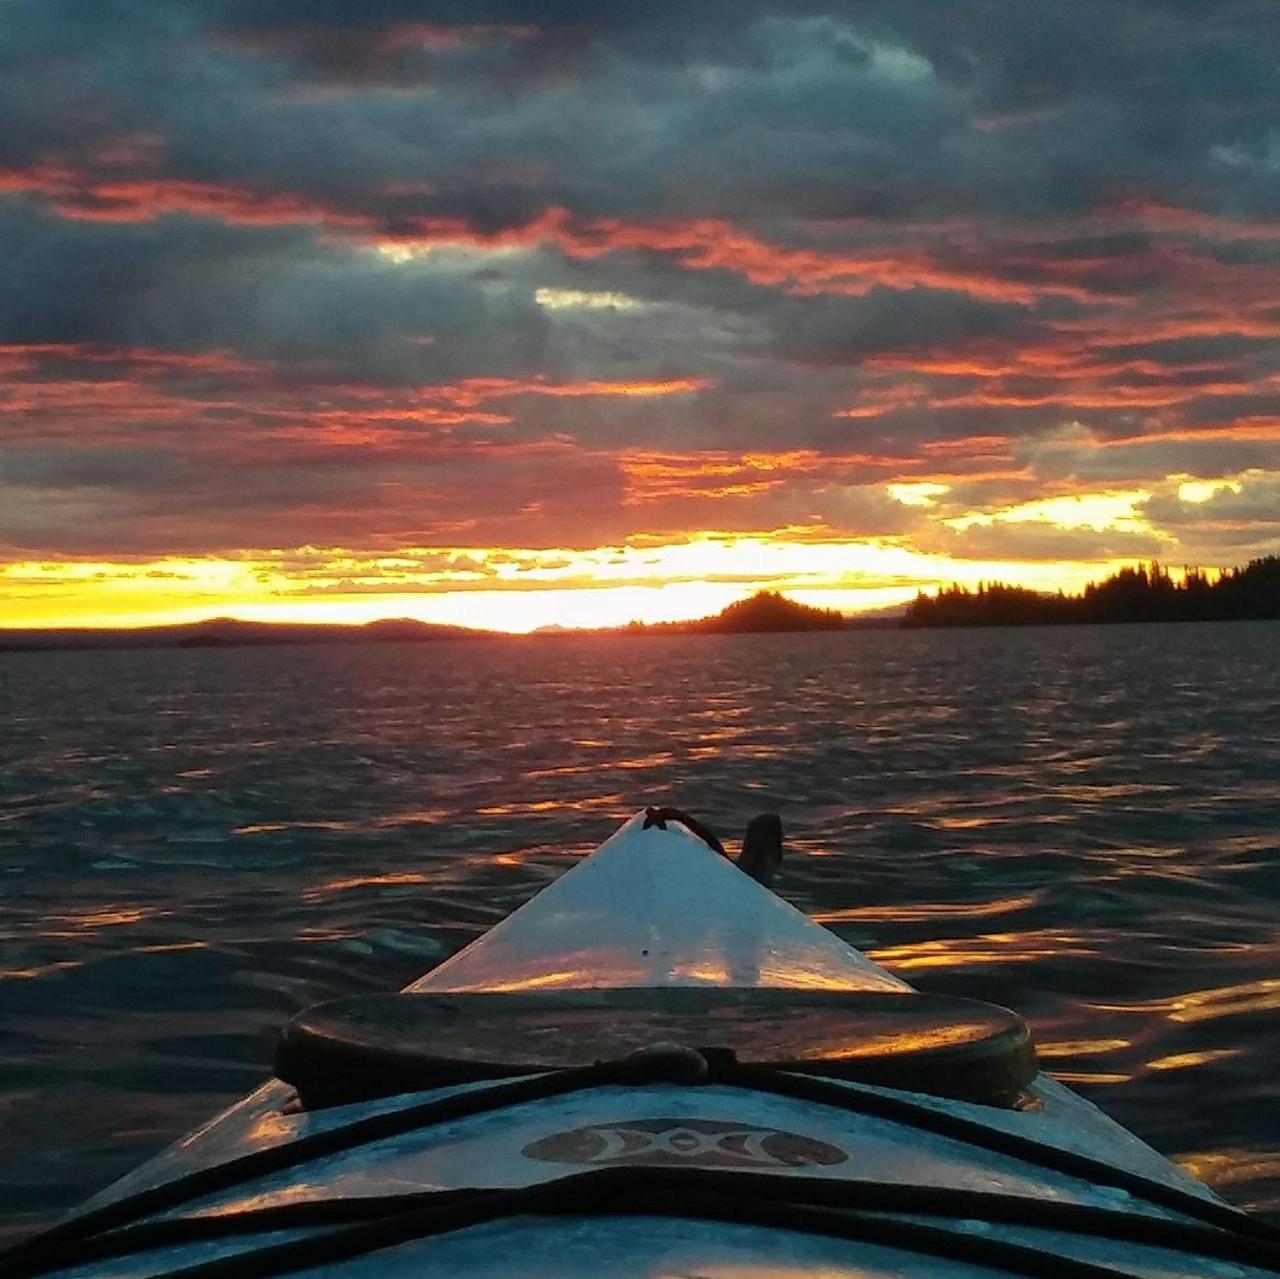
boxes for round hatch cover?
[277,986,1035,1109]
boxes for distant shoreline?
[2,610,1276,655]
[4,562,1278,652]
[0,592,871,653]
[4,610,1277,655]
[903,558,1279,629]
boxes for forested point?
[704,590,846,632]
[904,557,1280,627]
[629,590,846,634]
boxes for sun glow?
[1176,477,1243,503]
[887,481,951,507]
[534,287,641,310]
[0,534,1147,632]
[946,489,1154,533]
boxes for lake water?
[2,623,1279,1244]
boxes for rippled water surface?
[2,624,1279,1243]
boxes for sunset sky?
[3,1,1279,631]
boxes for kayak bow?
[7,810,1277,1279]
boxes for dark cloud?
[1143,472,1280,530]
[921,520,1168,564]
[1018,424,1280,485]
[0,205,554,381]
[770,288,1030,366]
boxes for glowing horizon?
[0,525,1192,633]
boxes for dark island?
[905,556,1280,627]
[623,590,846,635]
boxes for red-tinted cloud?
[0,165,373,227]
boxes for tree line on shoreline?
[625,589,846,634]
[904,556,1280,628]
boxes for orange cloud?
[833,380,932,419]
[378,207,1110,304]
[433,375,711,405]
[928,381,1254,411]
[1106,419,1280,446]
[617,448,919,506]
[0,164,373,226]
[860,329,1270,416]
[12,160,1278,324]
[620,450,818,504]
[1103,199,1280,243]
[0,342,263,375]
[864,346,1242,381]
[0,348,708,449]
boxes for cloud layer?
[3,1,1279,623]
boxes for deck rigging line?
[6,1049,1278,1277]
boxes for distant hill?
[0,616,482,653]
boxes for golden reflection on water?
[297,925,364,943]
[521,763,599,779]
[477,799,570,816]
[814,893,1041,924]
[614,752,680,771]
[1147,1048,1245,1072]
[1088,977,1280,1024]
[476,793,624,817]
[1,959,84,982]
[928,814,1006,830]
[39,905,159,937]
[1177,1150,1280,1210]
[232,820,352,835]
[308,871,434,897]
[1037,1038,1132,1059]
[1045,1070,1134,1086]
[869,928,1098,971]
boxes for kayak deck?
[407,811,909,994]
[26,1068,1265,1279]
[9,810,1273,1279]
